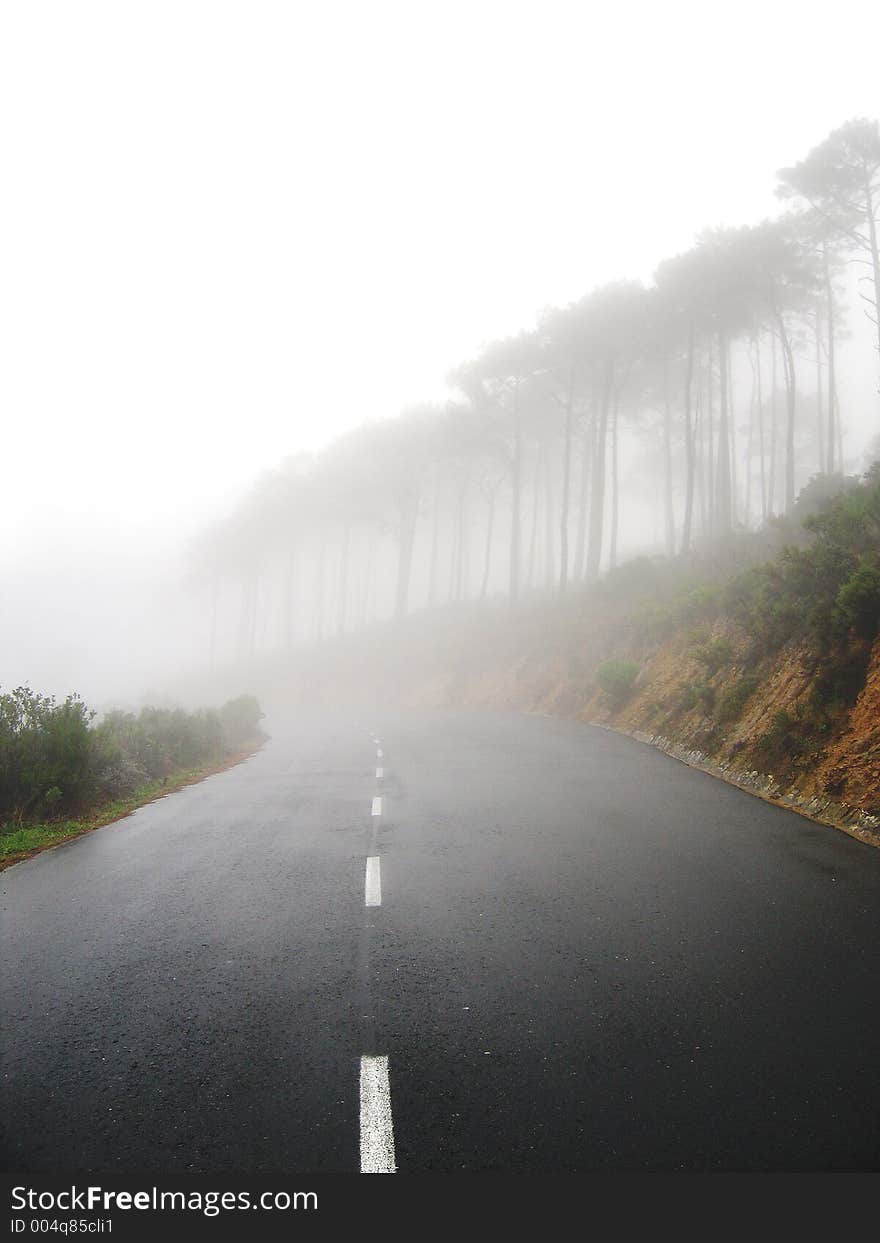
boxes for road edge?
[0,738,267,873]
[581,717,880,850]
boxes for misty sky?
[2,0,879,700]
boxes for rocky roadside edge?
[586,719,880,849]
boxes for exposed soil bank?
[245,589,879,848]
[400,614,880,848]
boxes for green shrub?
[834,562,880,640]
[597,659,640,704]
[1,686,264,828]
[810,647,872,711]
[90,727,147,800]
[681,681,716,712]
[753,708,814,768]
[677,585,722,625]
[631,582,721,642]
[98,707,225,780]
[0,687,95,821]
[219,695,265,749]
[692,637,733,673]
[633,601,674,639]
[717,674,759,723]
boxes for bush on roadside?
[219,694,265,749]
[0,687,96,822]
[0,687,264,827]
[722,471,880,658]
[752,707,818,770]
[597,659,640,705]
[834,561,880,641]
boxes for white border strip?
[359,1055,396,1173]
[365,856,382,906]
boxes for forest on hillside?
[189,118,880,667]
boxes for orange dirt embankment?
[397,612,880,845]
[264,598,879,845]
[815,640,880,812]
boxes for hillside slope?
[394,476,880,844]
[221,471,880,846]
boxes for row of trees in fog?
[192,119,880,664]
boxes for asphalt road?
[3,710,879,1173]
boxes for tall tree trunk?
[237,578,249,657]
[680,331,697,555]
[609,394,620,570]
[814,308,825,475]
[395,496,417,621]
[745,355,755,528]
[239,575,250,658]
[209,575,219,668]
[825,249,837,473]
[481,488,496,599]
[360,533,374,628]
[248,572,258,660]
[755,331,766,523]
[775,311,797,513]
[427,477,441,607]
[527,449,541,590]
[258,576,272,652]
[864,183,880,373]
[558,362,576,593]
[543,441,555,590]
[337,521,350,636]
[573,416,592,580]
[695,387,707,538]
[455,481,469,602]
[586,361,614,579]
[313,535,326,640]
[663,363,676,557]
[509,385,522,604]
[715,331,732,532]
[706,343,715,521]
[448,499,459,604]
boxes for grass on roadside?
[0,744,262,870]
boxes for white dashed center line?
[365,856,382,906]
[360,737,396,1170]
[360,1055,396,1173]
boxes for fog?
[2,0,879,710]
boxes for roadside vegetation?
[0,692,265,867]
[586,466,880,814]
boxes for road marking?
[360,1055,396,1173]
[365,856,382,906]
[377,748,383,759]
[371,796,382,816]
[376,766,383,779]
